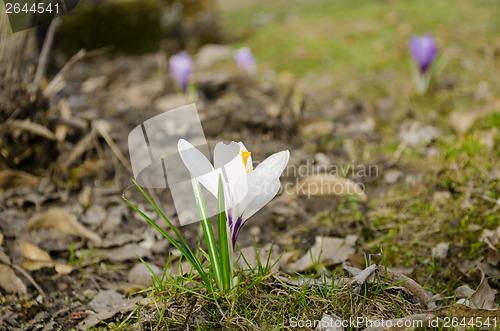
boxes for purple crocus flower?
[409,34,437,74]
[169,51,193,92]
[233,47,256,73]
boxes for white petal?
[177,139,219,197]
[213,141,240,170]
[232,168,282,222]
[222,153,248,198]
[255,150,289,176]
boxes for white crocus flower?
[178,139,289,246]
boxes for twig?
[0,4,7,62]
[43,47,112,97]
[61,130,95,167]
[0,119,57,140]
[31,17,62,96]
[12,30,30,81]
[12,264,49,303]
[94,121,133,173]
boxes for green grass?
[215,0,500,312]
[220,0,499,80]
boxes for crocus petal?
[229,169,283,244]
[221,153,248,201]
[240,169,282,221]
[234,47,256,71]
[228,150,288,241]
[409,34,437,73]
[169,52,193,92]
[255,150,290,176]
[177,139,219,197]
[213,142,241,170]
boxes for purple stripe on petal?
[227,207,233,228]
[231,215,244,247]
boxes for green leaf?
[191,177,223,291]
[217,175,232,289]
[122,181,213,293]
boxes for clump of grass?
[99,258,432,330]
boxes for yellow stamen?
[240,151,251,168]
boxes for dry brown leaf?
[78,294,148,330]
[449,99,500,135]
[483,237,499,266]
[467,270,497,309]
[373,266,429,308]
[286,174,368,202]
[26,208,101,243]
[482,226,500,246]
[0,232,3,246]
[95,243,151,262]
[0,170,39,188]
[434,303,500,319]
[0,264,27,295]
[0,250,10,264]
[350,264,378,294]
[21,242,73,274]
[288,235,357,272]
[22,242,52,262]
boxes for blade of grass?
[217,175,232,290]
[191,177,222,291]
[122,181,213,293]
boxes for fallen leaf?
[0,232,3,245]
[483,237,499,266]
[349,264,378,294]
[462,270,498,309]
[0,264,27,295]
[482,226,500,246]
[455,285,475,299]
[0,170,39,189]
[288,236,357,272]
[365,266,429,308]
[21,242,73,274]
[81,205,107,226]
[434,303,500,319]
[449,99,500,136]
[128,263,163,287]
[26,208,101,243]
[78,293,148,330]
[431,242,449,260]
[95,243,151,262]
[0,250,10,264]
